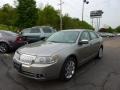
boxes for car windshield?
[47,31,80,43]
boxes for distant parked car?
[106,33,115,37]
[98,32,107,37]
[0,30,26,53]
[99,32,115,37]
[13,29,103,81]
[21,26,56,43]
[117,33,120,36]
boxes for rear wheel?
[60,57,76,81]
[0,43,9,53]
[97,47,103,59]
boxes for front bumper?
[13,59,62,80]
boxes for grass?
[0,24,17,32]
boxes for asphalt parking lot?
[0,37,120,90]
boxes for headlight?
[13,51,20,60]
[34,55,59,64]
[20,54,36,65]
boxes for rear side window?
[22,28,31,33]
[89,32,98,40]
[30,28,40,33]
[42,28,52,33]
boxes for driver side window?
[80,32,90,41]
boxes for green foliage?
[0,3,93,31]
[37,5,93,30]
[107,27,113,33]
[115,26,120,33]
[37,5,60,30]
[0,24,17,32]
[0,24,9,30]
[16,0,38,29]
[62,15,93,30]
[0,4,17,30]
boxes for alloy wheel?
[65,60,75,79]
[0,43,8,53]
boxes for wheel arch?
[59,54,78,81]
[0,41,9,46]
[0,41,10,49]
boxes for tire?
[0,43,9,53]
[97,47,103,59]
[60,56,76,81]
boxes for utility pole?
[59,0,64,30]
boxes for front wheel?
[60,57,76,81]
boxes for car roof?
[23,28,31,30]
[0,30,13,33]
[61,29,94,32]
[0,30,17,35]
[32,26,53,29]
[0,30,10,33]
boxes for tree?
[107,27,113,33]
[37,5,93,30]
[115,26,120,33]
[0,4,17,31]
[62,14,93,30]
[16,0,38,30]
[37,5,60,30]
[0,4,93,31]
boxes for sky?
[0,0,120,28]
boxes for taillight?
[16,36,24,43]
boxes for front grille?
[14,61,46,79]
[19,70,46,79]
[21,70,35,77]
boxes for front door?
[76,31,91,64]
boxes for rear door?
[89,31,100,56]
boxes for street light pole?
[82,0,85,22]
[81,0,89,22]
[59,0,64,30]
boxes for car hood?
[18,41,72,56]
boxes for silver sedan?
[13,29,103,81]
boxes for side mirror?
[78,39,89,45]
